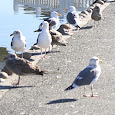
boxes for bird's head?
[89,57,103,66]
[4,53,17,60]
[65,6,76,13]
[10,30,22,36]
[41,21,49,29]
[50,11,62,18]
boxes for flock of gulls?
[0,0,106,97]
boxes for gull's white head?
[65,6,76,13]
[50,11,62,18]
[89,57,103,66]
[10,30,22,36]
[41,21,49,30]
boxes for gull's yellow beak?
[65,9,68,11]
[10,34,13,36]
[58,13,62,16]
[42,25,44,28]
[99,60,103,63]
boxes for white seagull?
[35,21,52,58]
[10,30,26,58]
[65,57,103,97]
[36,11,62,32]
[65,6,80,29]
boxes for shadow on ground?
[46,98,77,104]
[80,26,93,30]
[0,85,35,90]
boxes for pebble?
[0,78,5,82]
[1,66,13,75]
[0,71,8,79]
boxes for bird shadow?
[31,52,41,56]
[106,0,115,3]
[31,50,60,56]
[80,26,93,30]
[0,85,35,90]
[46,98,77,104]
[47,50,60,54]
[62,32,71,35]
[26,58,35,61]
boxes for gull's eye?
[16,31,19,34]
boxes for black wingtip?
[75,25,81,30]
[34,29,42,32]
[64,85,74,91]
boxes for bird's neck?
[42,28,49,33]
[15,34,22,38]
[52,15,58,19]
[88,63,99,68]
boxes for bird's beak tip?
[99,60,103,63]
[10,34,13,36]
[65,9,68,11]
[58,14,62,16]
[42,25,44,28]
[34,30,39,32]
[34,30,37,32]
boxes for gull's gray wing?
[73,67,97,86]
[67,12,76,25]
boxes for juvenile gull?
[34,21,52,58]
[65,57,103,97]
[91,4,102,26]
[65,6,80,30]
[36,11,62,31]
[93,0,104,5]
[5,53,46,86]
[57,24,71,35]
[50,29,68,47]
[10,30,26,58]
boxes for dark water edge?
[0,47,9,70]
[0,47,9,62]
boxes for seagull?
[36,11,62,32]
[34,21,52,58]
[91,4,102,27]
[34,27,67,48]
[92,0,104,5]
[5,53,46,86]
[57,24,71,35]
[65,57,103,97]
[10,30,26,58]
[50,29,68,47]
[65,6,80,30]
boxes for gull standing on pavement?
[65,6,80,30]
[36,11,62,31]
[34,21,52,58]
[5,53,46,86]
[65,57,103,97]
[91,4,102,27]
[10,30,26,58]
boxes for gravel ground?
[0,1,115,115]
